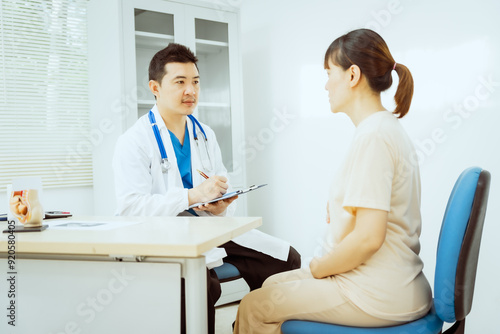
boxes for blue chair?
[282,167,491,334]
[214,262,242,282]
[214,262,250,306]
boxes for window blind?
[0,0,92,190]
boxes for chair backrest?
[434,167,491,323]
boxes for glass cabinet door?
[193,18,234,173]
[134,10,175,118]
[121,0,184,128]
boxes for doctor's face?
[152,62,200,116]
[325,59,350,114]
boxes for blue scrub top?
[168,124,193,189]
[169,124,198,216]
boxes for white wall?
[240,0,500,331]
[87,0,126,215]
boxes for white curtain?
[0,0,92,189]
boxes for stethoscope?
[148,110,213,173]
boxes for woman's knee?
[262,273,280,287]
[238,288,280,328]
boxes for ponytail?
[393,63,414,118]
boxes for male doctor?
[112,43,300,334]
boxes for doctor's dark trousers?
[180,241,301,334]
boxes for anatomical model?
[9,189,44,227]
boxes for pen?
[197,169,209,179]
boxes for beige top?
[0,216,261,258]
[327,111,432,321]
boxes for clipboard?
[189,184,267,209]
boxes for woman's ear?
[348,65,362,88]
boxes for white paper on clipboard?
[189,184,267,209]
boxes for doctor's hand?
[188,175,228,205]
[194,195,238,216]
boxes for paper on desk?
[46,220,141,231]
[203,247,227,269]
[232,229,290,261]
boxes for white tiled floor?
[215,302,239,334]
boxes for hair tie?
[393,62,397,71]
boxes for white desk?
[0,216,261,334]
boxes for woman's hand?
[310,208,388,279]
[309,257,322,278]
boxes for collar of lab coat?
[150,104,205,188]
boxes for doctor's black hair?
[149,43,198,83]
[324,29,413,118]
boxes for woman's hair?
[324,29,413,118]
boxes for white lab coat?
[113,105,290,264]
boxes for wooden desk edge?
[0,216,263,258]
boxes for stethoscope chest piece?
[149,109,212,174]
[161,158,171,173]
